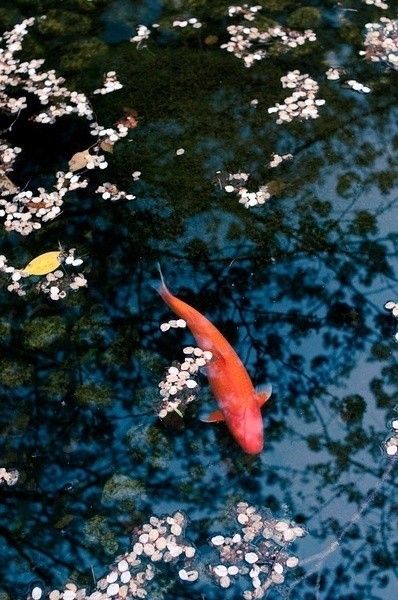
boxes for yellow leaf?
[22,251,62,276]
[68,149,91,172]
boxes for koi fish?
[156,267,272,454]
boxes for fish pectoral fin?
[201,350,220,365]
[200,409,225,423]
[256,383,272,407]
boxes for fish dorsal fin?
[200,409,225,423]
[256,383,272,407]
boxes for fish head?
[227,404,264,454]
[240,426,264,455]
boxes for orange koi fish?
[156,268,272,454]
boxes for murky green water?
[1,1,398,599]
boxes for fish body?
[156,269,271,454]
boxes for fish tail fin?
[156,262,166,289]
[153,263,173,301]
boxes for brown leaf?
[0,174,18,195]
[100,140,114,153]
[204,35,219,45]
[115,115,139,129]
[68,149,91,172]
[266,180,287,197]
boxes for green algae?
[73,383,112,406]
[60,38,108,71]
[0,359,34,388]
[84,515,119,555]
[287,7,322,29]
[21,316,67,350]
[102,474,146,511]
[37,10,92,37]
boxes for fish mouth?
[244,444,263,455]
[239,437,264,455]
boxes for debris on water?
[172,18,202,30]
[269,152,293,168]
[178,568,199,581]
[0,18,136,248]
[0,467,19,486]
[344,79,371,93]
[268,70,325,123]
[160,318,186,331]
[157,346,212,418]
[360,18,398,70]
[383,300,398,344]
[94,71,123,95]
[26,503,304,600]
[0,18,93,122]
[325,67,342,80]
[0,248,87,299]
[96,182,135,201]
[228,4,262,20]
[221,8,316,68]
[31,586,43,600]
[222,171,272,208]
[384,300,398,316]
[21,251,62,276]
[384,416,398,456]
[90,123,129,149]
[208,502,305,598]
[130,24,151,46]
[362,0,388,11]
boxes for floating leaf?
[115,115,138,129]
[204,35,218,45]
[267,179,287,196]
[68,149,91,171]
[100,140,113,153]
[22,251,62,276]
[0,174,18,195]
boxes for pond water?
[1,1,398,599]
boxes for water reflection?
[1,1,398,599]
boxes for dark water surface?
[1,1,398,599]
